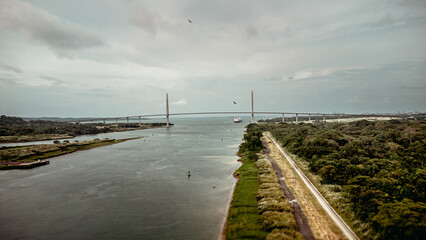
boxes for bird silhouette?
[233,101,237,104]
[188,19,192,23]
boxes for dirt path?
[262,133,347,240]
[262,138,316,240]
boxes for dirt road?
[263,133,359,240]
[262,138,315,240]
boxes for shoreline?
[0,124,166,144]
[220,157,242,240]
[0,137,141,170]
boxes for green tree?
[372,199,426,240]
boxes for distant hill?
[22,117,154,122]
[0,115,27,125]
[23,117,97,122]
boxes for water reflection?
[0,117,247,240]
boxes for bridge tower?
[251,90,254,123]
[166,93,170,128]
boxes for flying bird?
[188,19,192,23]
[233,101,237,104]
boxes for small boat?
[233,117,242,123]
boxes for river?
[0,117,252,240]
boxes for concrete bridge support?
[282,113,285,122]
[139,116,141,127]
[296,113,298,122]
[166,93,170,128]
[308,114,311,121]
[251,90,254,123]
[323,115,326,122]
[127,117,129,123]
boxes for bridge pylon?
[166,93,170,128]
[251,90,254,123]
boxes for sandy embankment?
[262,133,347,240]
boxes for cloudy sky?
[0,0,425,117]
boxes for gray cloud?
[245,26,259,38]
[39,76,64,85]
[0,0,104,56]
[376,13,396,27]
[130,6,158,35]
[0,77,17,84]
[0,1,425,116]
[0,63,23,73]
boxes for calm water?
[0,117,250,240]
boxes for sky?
[0,0,425,117]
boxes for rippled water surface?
[0,117,250,240]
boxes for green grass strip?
[225,155,268,240]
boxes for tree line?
[260,120,425,239]
[0,115,166,138]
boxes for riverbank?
[0,123,167,143]
[0,115,170,143]
[224,124,303,239]
[224,125,268,239]
[0,137,141,170]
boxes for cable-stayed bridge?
[72,91,402,127]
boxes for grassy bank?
[225,124,300,239]
[0,137,140,170]
[226,153,268,239]
[225,124,268,239]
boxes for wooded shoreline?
[0,115,169,143]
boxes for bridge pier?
[251,90,254,123]
[139,116,141,127]
[296,113,298,123]
[103,119,106,124]
[116,118,118,128]
[282,113,285,122]
[323,115,326,122]
[308,114,311,122]
[166,93,170,128]
[127,117,129,123]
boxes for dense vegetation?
[261,120,425,240]
[0,115,166,142]
[226,124,301,239]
